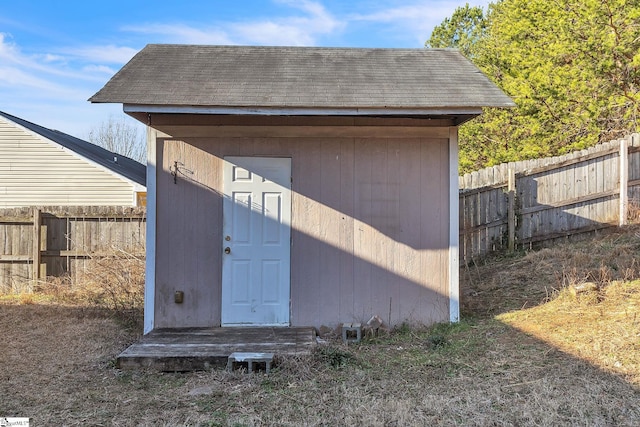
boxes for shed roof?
[0,111,146,187]
[90,45,514,114]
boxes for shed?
[0,111,146,207]
[91,45,514,334]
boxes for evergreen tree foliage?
[428,0,640,173]
[425,3,486,59]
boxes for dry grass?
[1,227,640,425]
[30,249,145,328]
[499,280,640,385]
[461,224,640,316]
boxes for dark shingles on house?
[0,111,146,186]
[89,45,515,110]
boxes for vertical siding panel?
[289,140,303,325]
[288,140,300,323]
[441,140,451,306]
[318,139,342,324]
[398,139,423,324]
[458,191,465,263]
[182,141,202,324]
[155,139,167,325]
[165,140,185,326]
[370,139,390,322]
[199,139,220,326]
[420,140,448,323]
[291,138,322,326]
[210,139,229,325]
[157,139,186,327]
[385,140,401,325]
[353,139,374,322]
[339,139,355,322]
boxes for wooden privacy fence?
[0,206,146,292]
[459,134,640,263]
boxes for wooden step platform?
[117,327,316,371]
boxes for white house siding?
[0,117,138,207]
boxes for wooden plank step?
[116,327,316,371]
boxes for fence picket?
[459,134,640,261]
[0,206,146,291]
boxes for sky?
[0,0,490,139]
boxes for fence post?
[32,208,42,287]
[619,138,629,226]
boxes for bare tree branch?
[86,114,145,163]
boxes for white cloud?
[276,0,344,33]
[41,53,66,63]
[350,1,490,45]
[123,23,235,45]
[0,32,111,83]
[82,64,117,74]
[230,21,316,46]
[0,33,23,63]
[123,0,344,46]
[63,45,138,64]
[0,65,61,90]
[231,0,343,45]
[0,66,94,102]
[350,3,453,44]
[0,32,132,137]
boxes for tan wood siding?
[153,127,451,329]
[0,118,138,207]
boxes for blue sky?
[0,0,489,138]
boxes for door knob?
[224,247,231,254]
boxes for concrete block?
[227,352,274,373]
[341,322,362,343]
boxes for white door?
[222,157,291,326]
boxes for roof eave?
[123,104,488,118]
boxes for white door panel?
[222,157,291,326]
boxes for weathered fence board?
[0,206,146,292]
[460,134,640,262]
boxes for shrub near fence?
[459,134,640,263]
[0,206,145,292]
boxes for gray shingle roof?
[90,45,514,111]
[0,111,146,187]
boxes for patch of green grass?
[314,345,358,369]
